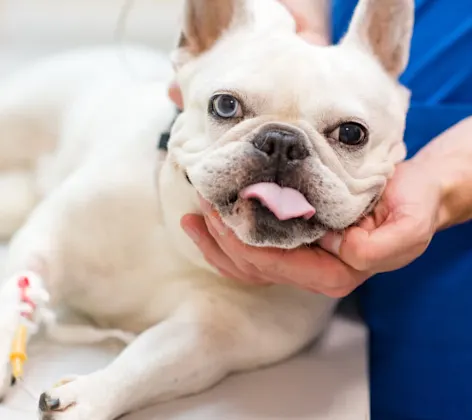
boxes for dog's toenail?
[11,376,16,386]
[39,393,61,411]
[48,398,61,410]
[39,393,49,411]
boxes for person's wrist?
[410,145,460,232]
[435,165,470,231]
[411,116,472,231]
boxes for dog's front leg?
[38,291,332,420]
[0,271,50,400]
[38,301,238,420]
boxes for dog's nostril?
[227,193,238,205]
[287,144,305,161]
[252,129,308,161]
[254,136,276,156]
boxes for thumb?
[318,231,343,256]
[321,215,428,273]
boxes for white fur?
[0,0,413,418]
[0,45,334,419]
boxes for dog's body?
[0,44,337,419]
[0,1,414,418]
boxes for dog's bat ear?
[173,0,246,68]
[341,0,414,78]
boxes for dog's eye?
[331,122,367,146]
[210,94,242,119]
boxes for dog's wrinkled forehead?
[165,0,414,249]
[175,0,295,60]
[173,0,413,126]
[189,42,401,123]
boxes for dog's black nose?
[252,129,308,162]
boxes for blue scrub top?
[332,1,472,419]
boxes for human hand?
[320,160,442,274]
[181,159,444,297]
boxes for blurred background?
[0,0,184,77]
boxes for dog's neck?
[158,108,182,152]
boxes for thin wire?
[114,0,135,45]
[16,378,38,401]
[114,0,139,78]
[3,378,38,413]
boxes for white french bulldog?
[0,0,413,418]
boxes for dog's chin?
[217,197,328,249]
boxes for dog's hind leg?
[0,171,37,240]
[0,66,64,239]
[0,106,52,240]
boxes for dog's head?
[165,0,413,249]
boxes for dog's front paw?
[38,375,113,420]
[0,323,15,402]
[0,362,12,401]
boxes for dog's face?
[167,0,413,249]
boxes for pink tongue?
[240,183,316,221]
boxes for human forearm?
[411,116,472,230]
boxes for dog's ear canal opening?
[341,0,414,78]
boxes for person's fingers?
[319,192,391,253]
[288,246,368,296]
[319,194,415,273]
[199,197,281,271]
[181,214,271,285]
[338,216,431,273]
[198,197,264,275]
[205,212,366,295]
[168,81,184,110]
[198,197,367,294]
[199,205,300,286]
[181,214,237,272]
[203,213,272,280]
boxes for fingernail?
[183,225,201,244]
[319,233,342,255]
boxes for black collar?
[157,108,182,151]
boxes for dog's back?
[0,45,173,238]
